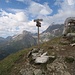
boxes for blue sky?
[0,0,75,37]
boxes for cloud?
[28,2,52,16]
[0,0,75,37]
[36,0,75,27]
[16,0,30,2]
[67,0,75,5]
[16,0,32,4]
[0,9,28,22]
[7,8,25,13]
[47,0,75,24]
[0,9,48,37]
[0,9,45,37]
[13,12,28,22]
[0,9,29,37]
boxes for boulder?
[34,52,49,63]
[35,56,49,63]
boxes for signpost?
[34,19,43,49]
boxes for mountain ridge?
[0,30,37,60]
[40,24,64,42]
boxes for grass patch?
[40,37,61,49]
[0,48,31,75]
[59,41,70,45]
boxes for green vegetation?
[59,41,70,45]
[0,48,31,75]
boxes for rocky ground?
[9,37,75,75]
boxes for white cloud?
[0,8,48,37]
[28,2,52,16]
[1,0,75,37]
[47,0,75,24]
[7,8,25,13]
[16,0,30,2]
[13,12,28,22]
[0,9,29,37]
[16,0,32,4]
[67,0,75,5]
[36,0,75,27]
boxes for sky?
[0,0,75,37]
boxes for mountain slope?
[40,24,64,42]
[0,37,6,43]
[0,30,37,60]
[0,37,75,75]
[43,24,64,36]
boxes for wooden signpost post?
[34,19,43,49]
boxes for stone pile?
[20,48,72,75]
[28,48,55,64]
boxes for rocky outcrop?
[28,48,55,64]
[47,57,71,75]
[20,49,71,75]
[63,17,75,37]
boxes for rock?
[35,56,49,63]
[27,50,32,58]
[34,52,50,63]
[70,43,75,46]
[61,48,65,51]
[41,52,47,57]
[51,52,56,55]
[25,70,33,75]
[56,47,60,51]
[27,48,39,58]
[32,53,39,59]
[32,48,39,53]
[67,33,75,37]
[64,71,71,75]
[20,69,26,75]
[34,69,42,75]
[32,49,44,59]
[38,49,44,54]
[28,49,56,64]
[20,69,33,75]
[47,57,71,75]
[28,48,43,59]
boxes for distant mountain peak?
[12,30,32,41]
[23,30,31,34]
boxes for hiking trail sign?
[34,19,43,49]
